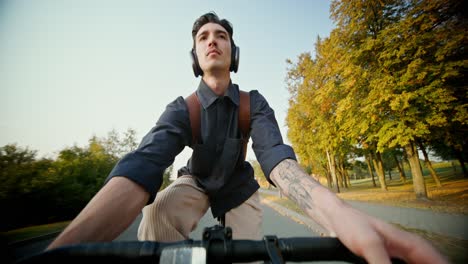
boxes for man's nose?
[208,35,217,47]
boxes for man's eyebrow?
[197,29,228,39]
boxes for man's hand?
[270,159,448,264]
[330,202,448,264]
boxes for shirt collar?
[196,79,239,109]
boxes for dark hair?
[192,12,235,49]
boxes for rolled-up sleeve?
[105,96,191,204]
[250,91,296,185]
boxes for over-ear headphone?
[190,45,240,77]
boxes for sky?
[0,0,335,178]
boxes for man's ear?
[190,49,203,77]
[230,45,240,73]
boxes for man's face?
[195,22,232,74]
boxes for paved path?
[260,188,468,240]
[115,205,329,264]
[116,204,320,241]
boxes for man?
[47,12,447,264]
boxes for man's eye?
[219,35,226,39]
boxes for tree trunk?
[399,158,407,177]
[337,164,344,189]
[402,150,412,177]
[404,142,428,199]
[366,154,377,187]
[453,148,468,178]
[322,163,333,188]
[372,151,387,191]
[339,159,348,188]
[344,166,351,187]
[343,170,348,188]
[394,154,406,183]
[327,170,333,188]
[326,150,340,193]
[417,141,442,187]
[325,170,332,188]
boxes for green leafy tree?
[250,159,270,189]
[0,144,37,200]
[160,165,173,190]
[430,139,467,177]
[1,128,140,230]
[286,34,351,193]
[373,0,466,195]
[328,0,466,198]
[0,144,58,230]
[417,140,442,187]
[286,0,465,199]
[103,128,139,158]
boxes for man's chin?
[202,64,230,74]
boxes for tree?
[430,139,468,177]
[52,137,117,219]
[1,128,140,231]
[122,128,139,155]
[0,144,37,200]
[286,34,352,193]
[285,0,466,199]
[371,150,388,190]
[0,144,59,230]
[417,140,442,187]
[250,159,270,189]
[381,150,397,180]
[405,142,428,198]
[103,128,139,159]
[160,165,173,190]
[329,0,466,198]
[365,154,377,187]
[392,148,407,183]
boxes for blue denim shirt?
[106,80,296,217]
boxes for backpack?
[185,91,250,161]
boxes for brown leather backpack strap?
[239,90,250,161]
[185,92,201,146]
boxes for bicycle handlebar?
[16,226,406,264]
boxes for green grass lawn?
[333,170,468,214]
[2,221,70,244]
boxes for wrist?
[311,186,349,235]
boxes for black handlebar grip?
[16,241,165,264]
[16,239,406,264]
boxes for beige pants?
[137,175,263,242]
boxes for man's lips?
[206,49,221,56]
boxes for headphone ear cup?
[190,49,203,77]
[230,46,240,73]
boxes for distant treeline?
[0,128,172,231]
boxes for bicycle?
[16,225,405,263]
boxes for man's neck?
[202,72,231,96]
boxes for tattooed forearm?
[270,159,345,236]
[270,159,320,212]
